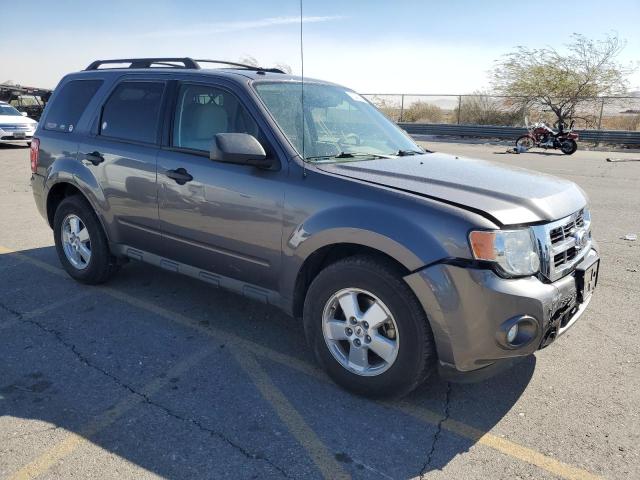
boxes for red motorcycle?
[516,119,578,155]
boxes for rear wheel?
[303,256,436,398]
[516,135,534,149]
[560,139,577,155]
[53,195,118,284]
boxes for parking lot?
[0,141,638,479]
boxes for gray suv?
[30,57,600,398]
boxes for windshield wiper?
[306,152,390,161]
[395,149,427,156]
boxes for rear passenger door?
[156,81,286,294]
[78,80,167,255]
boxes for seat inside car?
[180,101,229,151]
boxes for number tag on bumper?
[576,258,599,303]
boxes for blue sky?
[1,0,638,92]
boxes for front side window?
[172,84,259,152]
[100,82,164,144]
[44,79,103,132]
[254,82,422,161]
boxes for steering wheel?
[339,133,361,147]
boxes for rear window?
[44,80,103,132]
[99,82,165,144]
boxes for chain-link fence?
[362,94,640,131]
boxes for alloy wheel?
[61,214,92,270]
[322,288,399,376]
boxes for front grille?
[554,247,577,267]
[549,210,585,246]
[532,209,592,282]
[0,124,32,131]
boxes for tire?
[303,255,436,398]
[53,194,118,284]
[515,135,534,149]
[560,139,577,155]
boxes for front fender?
[286,205,449,269]
[280,205,454,306]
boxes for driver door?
[157,81,286,293]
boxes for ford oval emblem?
[573,230,587,250]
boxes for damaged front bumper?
[404,247,599,381]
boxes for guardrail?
[400,123,640,145]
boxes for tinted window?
[172,84,259,151]
[44,79,103,132]
[100,82,164,144]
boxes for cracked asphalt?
[1,141,639,479]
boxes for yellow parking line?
[7,346,215,480]
[1,246,345,479]
[0,245,603,480]
[23,292,92,320]
[0,246,62,275]
[396,402,601,480]
[232,349,350,480]
[1,292,90,330]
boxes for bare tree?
[275,63,292,74]
[238,56,292,74]
[455,91,524,126]
[238,55,259,67]
[491,34,634,126]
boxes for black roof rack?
[84,57,285,74]
[85,58,200,70]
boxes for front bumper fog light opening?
[497,315,538,349]
[506,324,519,344]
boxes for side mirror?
[21,111,28,117]
[210,133,272,168]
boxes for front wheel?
[303,256,436,398]
[560,139,577,155]
[516,135,535,149]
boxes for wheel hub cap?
[322,288,400,377]
[61,214,92,270]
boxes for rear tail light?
[30,138,40,173]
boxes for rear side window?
[44,79,103,132]
[99,82,164,144]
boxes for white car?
[0,101,38,145]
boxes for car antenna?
[300,0,307,178]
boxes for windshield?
[254,82,423,161]
[14,96,42,107]
[0,104,22,116]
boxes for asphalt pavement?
[0,141,638,479]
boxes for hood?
[315,152,586,225]
[0,114,37,126]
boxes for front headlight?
[469,229,540,277]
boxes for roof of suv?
[66,58,339,87]
[70,67,332,86]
